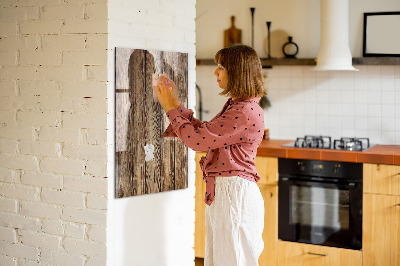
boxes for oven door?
[278,176,362,250]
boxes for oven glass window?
[290,186,349,230]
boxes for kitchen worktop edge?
[256,139,400,165]
[194,140,400,166]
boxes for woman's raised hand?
[160,74,180,109]
[153,74,175,113]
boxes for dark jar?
[282,36,299,58]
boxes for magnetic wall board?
[115,47,188,198]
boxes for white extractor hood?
[314,0,358,71]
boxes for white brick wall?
[1,0,197,264]
[0,0,108,265]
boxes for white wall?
[264,65,400,144]
[107,1,197,266]
[197,64,400,145]
[196,0,400,145]
[0,1,108,265]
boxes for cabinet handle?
[307,252,328,256]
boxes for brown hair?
[214,44,267,99]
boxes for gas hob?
[282,135,375,151]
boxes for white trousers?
[205,176,265,266]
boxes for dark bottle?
[282,36,299,58]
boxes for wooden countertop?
[256,139,400,165]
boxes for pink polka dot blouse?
[162,97,265,205]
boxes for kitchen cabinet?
[195,151,207,258]
[259,184,278,266]
[255,156,278,266]
[363,193,400,266]
[363,163,400,196]
[276,241,362,266]
[194,154,279,265]
[363,163,400,266]
[254,156,278,186]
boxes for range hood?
[314,0,358,71]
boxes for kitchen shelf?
[352,57,400,65]
[196,57,400,67]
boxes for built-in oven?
[278,158,363,250]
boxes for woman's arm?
[153,74,204,138]
[164,106,249,152]
[162,103,203,137]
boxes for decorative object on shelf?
[314,0,357,71]
[264,29,289,58]
[282,36,299,58]
[224,16,242,48]
[363,11,400,57]
[265,21,272,58]
[263,129,270,140]
[250,7,255,48]
[115,47,188,198]
[259,95,271,110]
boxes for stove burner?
[295,135,332,149]
[333,137,370,151]
[286,136,372,151]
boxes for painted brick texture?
[0,0,108,265]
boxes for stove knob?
[298,161,305,171]
[334,164,341,174]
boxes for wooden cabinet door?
[277,241,362,266]
[364,164,400,196]
[363,193,400,266]
[259,185,278,266]
[195,152,207,258]
[255,156,278,186]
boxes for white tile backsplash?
[196,65,400,144]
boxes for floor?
[195,257,204,266]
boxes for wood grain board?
[224,16,242,48]
[115,47,188,198]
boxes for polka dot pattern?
[162,97,265,206]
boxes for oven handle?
[280,177,357,189]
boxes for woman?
[154,44,267,266]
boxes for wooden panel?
[115,48,135,198]
[276,241,362,266]
[160,51,176,192]
[132,49,149,195]
[364,164,400,196]
[173,52,188,190]
[259,185,278,266]
[255,156,278,186]
[144,50,162,194]
[363,193,400,266]
[115,48,188,198]
[195,152,207,258]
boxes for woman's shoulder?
[233,97,262,110]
